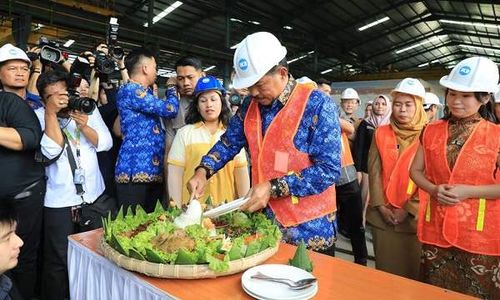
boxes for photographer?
[0,43,45,300]
[34,70,112,300]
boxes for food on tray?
[173,199,202,229]
[289,240,313,272]
[102,201,282,272]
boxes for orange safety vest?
[374,125,419,208]
[341,132,354,167]
[417,119,500,255]
[243,83,337,227]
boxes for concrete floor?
[334,226,375,269]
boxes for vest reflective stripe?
[374,125,419,208]
[243,83,336,227]
[341,132,354,167]
[417,120,500,255]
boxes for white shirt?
[35,108,113,208]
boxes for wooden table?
[69,229,474,300]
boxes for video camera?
[66,73,96,115]
[27,37,65,64]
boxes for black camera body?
[106,18,124,60]
[94,50,115,75]
[66,73,96,115]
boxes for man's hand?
[187,168,208,199]
[239,181,271,212]
[69,111,89,129]
[28,46,42,70]
[45,93,68,115]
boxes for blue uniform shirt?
[200,78,341,250]
[115,82,178,183]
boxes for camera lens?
[68,96,96,114]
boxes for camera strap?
[62,130,85,197]
[62,127,82,168]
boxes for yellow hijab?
[389,93,428,151]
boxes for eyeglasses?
[6,66,30,73]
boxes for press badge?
[74,168,86,185]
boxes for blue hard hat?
[194,76,226,98]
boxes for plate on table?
[241,264,318,300]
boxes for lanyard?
[62,128,81,168]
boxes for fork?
[250,271,317,290]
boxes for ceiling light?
[418,62,429,68]
[460,44,500,53]
[287,51,315,64]
[230,18,244,23]
[431,59,439,63]
[395,35,446,54]
[144,1,183,27]
[307,50,315,54]
[63,39,75,47]
[440,19,500,30]
[203,65,216,72]
[229,43,239,49]
[358,16,390,31]
[320,68,333,74]
[249,20,260,25]
[446,65,455,69]
[283,25,293,30]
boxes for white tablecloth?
[68,237,177,300]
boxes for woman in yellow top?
[167,76,250,207]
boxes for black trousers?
[5,178,45,300]
[336,180,368,265]
[41,206,101,300]
[116,182,164,213]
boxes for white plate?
[202,197,249,218]
[241,264,318,300]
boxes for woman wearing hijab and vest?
[410,57,500,298]
[354,95,391,224]
[367,78,428,280]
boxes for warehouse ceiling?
[0,0,499,83]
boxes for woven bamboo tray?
[100,238,279,279]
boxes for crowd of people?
[0,30,499,300]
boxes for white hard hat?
[440,57,499,94]
[0,43,31,67]
[340,88,359,100]
[232,32,287,89]
[423,92,442,109]
[495,84,500,103]
[391,78,426,99]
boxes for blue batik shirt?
[25,91,43,110]
[199,78,341,250]
[115,81,179,183]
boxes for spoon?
[250,271,317,290]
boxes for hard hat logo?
[407,79,415,85]
[202,77,211,83]
[458,66,471,76]
[238,58,249,71]
[8,49,18,55]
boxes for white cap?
[0,43,31,67]
[423,92,442,109]
[391,78,426,99]
[440,57,499,94]
[341,88,359,100]
[232,32,287,89]
[495,84,500,103]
